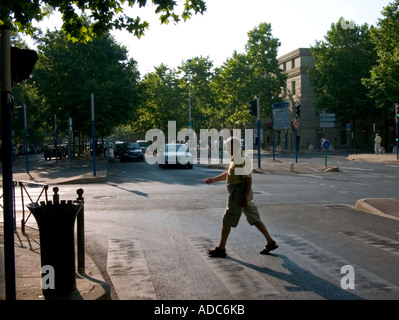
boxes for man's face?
[226,139,240,156]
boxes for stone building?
[275,48,350,151]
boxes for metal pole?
[256,98,261,169]
[295,128,298,163]
[76,189,85,274]
[68,117,72,162]
[1,25,16,300]
[23,104,29,173]
[91,93,96,176]
[54,114,58,164]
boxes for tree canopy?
[363,0,399,111]
[308,19,378,123]
[0,0,207,41]
[30,30,142,144]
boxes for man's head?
[226,137,241,156]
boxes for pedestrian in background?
[204,137,278,257]
[375,133,382,155]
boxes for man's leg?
[218,226,231,250]
[253,221,274,244]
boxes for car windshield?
[137,141,149,147]
[126,143,141,150]
[165,144,187,152]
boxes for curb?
[355,198,399,222]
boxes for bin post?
[26,188,83,297]
[76,188,85,274]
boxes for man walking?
[374,133,382,155]
[204,137,278,257]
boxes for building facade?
[275,48,350,151]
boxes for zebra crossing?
[106,232,399,300]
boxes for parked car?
[113,141,124,158]
[120,142,144,162]
[136,140,150,153]
[90,140,107,156]
[44,144,66,160]
[159,143,193,169]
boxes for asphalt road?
[56,153,399,301]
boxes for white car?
[159,143,193,169]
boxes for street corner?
[355,198,399,222]
[289,162,339,174]
[347,153,399,164]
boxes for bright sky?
[28,0,392,76]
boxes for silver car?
[159,143,193,169]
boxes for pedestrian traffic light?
[295,105,301,118]
[249,99,257,116]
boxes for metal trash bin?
[26,187,83,297]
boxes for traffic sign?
[322,139,330,150]
[272,102,290,130]
[293,120,300,129]
[320,113,335,128]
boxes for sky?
[27,0,393,76]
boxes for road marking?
[340,231,399,256]
[279,234,399,298]
[107,238,156,300]
[189,237,280,299]
[340,167,375,172]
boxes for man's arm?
[205,171,227,184]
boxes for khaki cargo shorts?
[222,184,261,228]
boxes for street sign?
[320,113,335,128]
[272,102,290,130]
[322,139,330,150]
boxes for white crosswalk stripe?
[105,234,399,300]
[188,237,281,299]
[278,234,399,298]
[340,231,399,256]
[107,238,157,300]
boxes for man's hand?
[241,196,249,208]
[205,177,215,185]
[205,172,228,185]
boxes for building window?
[291,81,296,95]
[291,59,296,69]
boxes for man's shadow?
[226,254,362,300]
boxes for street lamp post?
[187,59,192,128]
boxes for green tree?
[245,22,287,117]
[132,64,185,135]
[212,22,286,128]
[363,0,399,111]
[308,19,378,146]
[178,57,216,130]
[0,0,207,41]
[31,30,142,149]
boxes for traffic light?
[11,47,38,84]
[249,99,257,116]
[396,103,399,120]
[295,105,301,118]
